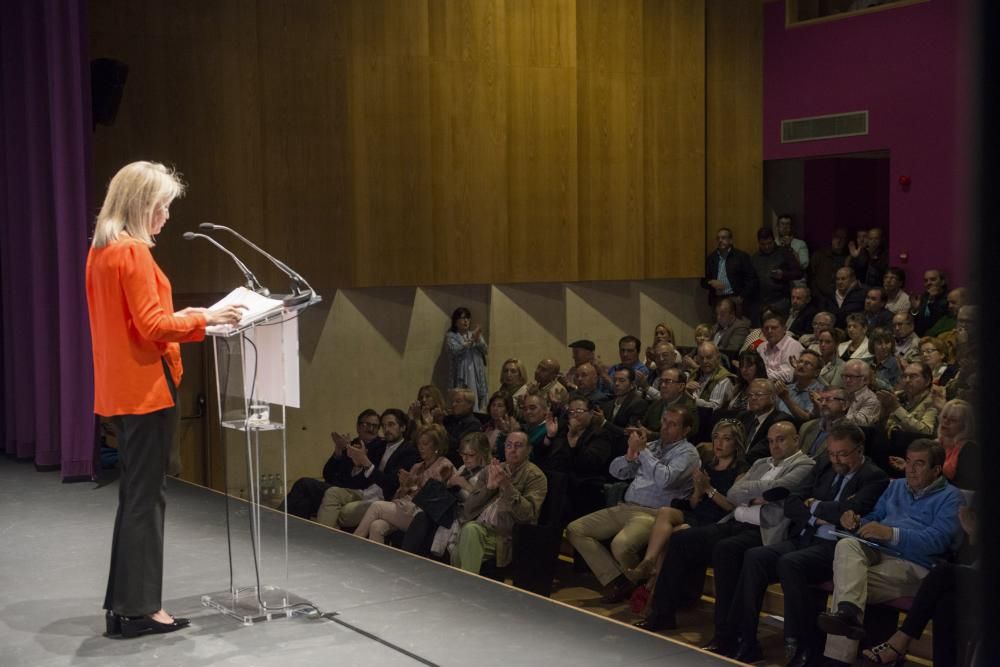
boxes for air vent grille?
[781,110,869,143]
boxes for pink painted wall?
[763,0,970,287]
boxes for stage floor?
[0,457,734,666]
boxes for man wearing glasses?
[798,389,850,458]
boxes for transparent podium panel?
[204,301,320,625]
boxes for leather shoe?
[817,602,865,641]
[104,611,122,637]
[785,639,814,667]
[601,576,636,603]
[632,611,676,632]
[701,635,737,657]
[732,640,764,663]
[119,614,190,639]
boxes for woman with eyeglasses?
[918,336,957,386]
[629,420,748,585]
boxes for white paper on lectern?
[205,287,285,335]
[242,314,300,408]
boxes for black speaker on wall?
[91,58,128,129]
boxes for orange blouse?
[86,238,207,416]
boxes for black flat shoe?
[701,635,737,657]
[817,604,865,641]
[119,614,190,639]
[104,611,122,637]
[632,611,677,632]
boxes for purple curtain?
[0,0,95,479]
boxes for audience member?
[927,287,967,337]
[442,388,484,464]
[750,227,803,322]
[774,349,825,422]
[445,307,489,411]
[892,311,921,365]
[407,385,447,436]
[284,408,383,520]
[701,226,758,308]
[533,357,567,397]
[453,431,548,574]
[798,310,835,351]
[483,391,515,458]
[597,368,650,458]
[642,367,698,434]
[547,382,570,419]
[890,399,978,491]
[830,266,866,329]
[608,335,651,382]
[644,323,679,370]
[316,409,419,530]
[687,342,735,411]
[739,379,795,462]
[711,297,752,355]
[808,228,849,308]
[816,328,845,388]
[879,362,938,436]
[910,269,949,335]
[354,423,455,543]
[644,341,680,399]
[757,312,804,383]
[842,360,881,426]
[497,358,529,412]
[726,424,888,664]
[848,226,888,289]
[798,387,850,458]
[838,313,873,363]
[776,214,810,269]
[862,286,893,331]
[565,340,612,395]
[817,440,963,662]
[571,361,608,405]
[870,327,902,391]
[728,351,768,414]
[882,266,911,315]
[786,285,818,338]
[566,407,700,603]
[516,392,564,472]
[637,421,814,636]
[559,395,614,519]
[919,336,957,386]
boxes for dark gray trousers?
[103,363,177,616]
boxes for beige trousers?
[830,537,928,612]
[315,487,371,529]
[566,503,658,585]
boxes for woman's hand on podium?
[204,304,247,326]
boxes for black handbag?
[411,479,459,527]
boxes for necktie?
[829,474,844,501]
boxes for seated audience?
[644,322,679,371]
[597,367,649,458]
[862,286,893,331]
[483,391,515,458]
[910,269,949,335]
[558,395,614,519]
[571,360,608,405]
[774,349,825,422]
[830,266,866,329]
[566,407,700,602]
[816,328,846,388]
[644,341,680,399]
[848,226,888,289]
[786,284,818,338]
[628,419,749,583]
[682,325,713,374]
[842,359,881,426]
[642,367,698,434]
[607,335,651,383]
[926,287,967,337]
[798,310,836,351]
[892,311,921,365]
[890,398,978,491]
[817,440,963,663]
[919,336,957,386]
[532,357,567,397]
[882,266,911,315]
[798,387,850,458]
[637,421,814,634]
[757,311,804,383]
[284,408,382,520]
[453,431,548,574]
[354,423,455,543]
[878,362,938,436]
[687,342,735,411]
[728,351,768,414]
[870,326,901,391]
[407,385,446,436]
[547,382,570,419]
[838,313,872,363]
[516,391,566,473]
[316,409,419,529]
[442,388,484,465]
[713,424,888,663]
[565,339,612,395]
[739,379,794,462]
[711,297,752,355]
[497,357,529,413]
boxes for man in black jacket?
[829,266,867,329]
[701,227,758,309]
[559,394,613,519]
[787,285,819,339]
[597,368,648,460]
[739,379,794,463]
[713,424,889,665]
[315,408,419,530]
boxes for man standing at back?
[702,227,758,309]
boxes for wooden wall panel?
[642,0,706,278]
[576,0,644,281]
[706,0,763,254]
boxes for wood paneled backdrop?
[90,0,761,293]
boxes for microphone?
[199,222,314,306]
[182,232,270,296]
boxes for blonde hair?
[92,161,186,248]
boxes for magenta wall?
[763,0,970,287]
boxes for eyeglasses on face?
[358,421,381,430]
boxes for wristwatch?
[707,488,717,499]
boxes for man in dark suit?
[597,368,649,460]
[787,285,819,339]
[701,227,758,308]
[559,394,614,519]
[715,424,889,665]
[829,266,866,329]
[642,367,699,436]
[797,387,850,459]
[739,379,794,463]
[711,297,752,356]
[315,408,419,529]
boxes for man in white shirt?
[757,312,804,384]
[842,360,881,426]
[882,267,910,315]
